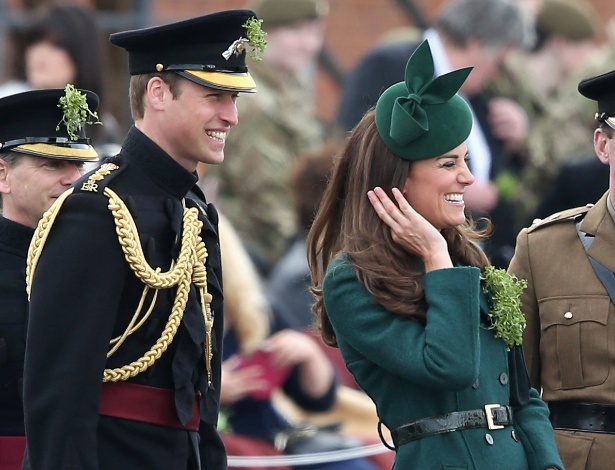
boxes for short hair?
[599,121,615,138]
[0,151,23,209]
[436,0,535,50]
[128,72,185,121]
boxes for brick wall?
[5,0,615,128]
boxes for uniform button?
[511,430,519,442]
[564,311,573,319]
[472,379,480,389]
[499,373,509,385]
[485,433,494,445]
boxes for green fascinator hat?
[375,40,473,161]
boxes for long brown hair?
[307,110,490,347]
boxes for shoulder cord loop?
[26,187,214,385]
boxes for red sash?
[0,436,26,470]
[99,382,200,431]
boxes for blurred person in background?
[0,3,120,157]
[336,0,535,268]
[0,88,98,470]
[217,213,386,470]
[209,0,331,277]
[491,0,600,226]
[265,139,364,390]
[266,140,341,332]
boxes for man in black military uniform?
[21,10,264,470]
[0,88,99,470]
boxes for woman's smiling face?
[403,142,474,230]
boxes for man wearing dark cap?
[508,69,615,470]
[21,10,264,470]
[0,87,98,470]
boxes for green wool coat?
[323,259,563,470]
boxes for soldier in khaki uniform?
[508,69,615,470]
[211,0,329,275]
[490,0,600,226]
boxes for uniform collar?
[582,192,615,273]
[0,216,35,253]
[607,191,615,223]
[121,126,198,199]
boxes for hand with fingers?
[367,186,453,272]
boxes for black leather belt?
[548,401,615,434]
[391,404,513,448]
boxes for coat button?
[485,433,494,445]
[472,379,480,389]
[511,430,519,442]
[499,373,509,385]
[564,311,573,319]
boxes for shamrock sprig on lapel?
[481,265,528,350]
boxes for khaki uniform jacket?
[508,192,615,470]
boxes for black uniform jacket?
[22,126,226,470]
[0,217,33,437]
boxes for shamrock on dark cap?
[375,40,473,161]
[578,70,615,130]
[109,9,266,93]
[0,88,99,161]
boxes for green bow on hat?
[375,40,474,161]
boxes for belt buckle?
[484,404,504,430]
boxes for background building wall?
[2,0,614,130]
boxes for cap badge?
[221,17,267,61]
[222,38,249,60]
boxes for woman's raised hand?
[367,187,453,271]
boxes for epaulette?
[527,204,594,233]
[74,157,125,194]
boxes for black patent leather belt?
[549,401,615,434]
[391,404,513,448]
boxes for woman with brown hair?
[307,40,563,470]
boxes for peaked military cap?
[0,88,98,161]
[578,70,615,130]
[375,40,473,161]
[109,10,261,93]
